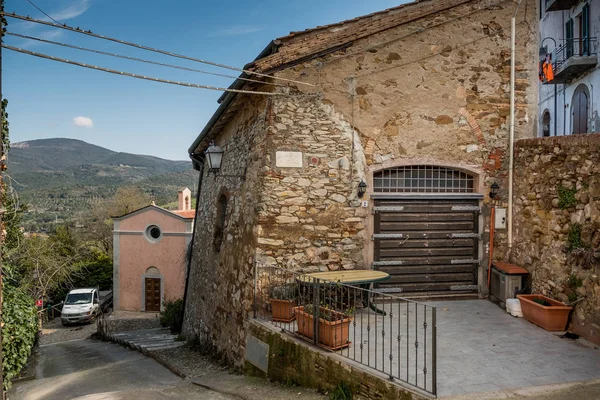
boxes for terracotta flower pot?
[270,299,296,323]
[294,306,352,350]
[517,294,573,331]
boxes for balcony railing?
[254,265,437,396]
[545,0,579,12]
[544,37,598,84]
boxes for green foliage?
[49,250,113,305]
[533,298,551,306]
[568,293,578,303]
[567,224,584,252]
[567,274,583,289]
[303,304,354,322]
[557,185,577,209]
[160,298,184,334]
[1,98,9,154]
[330,381,353,400]
[268,283,297,300]
[2,284,38,391]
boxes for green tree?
[85,186,151,254]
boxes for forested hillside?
[8,138,197,231]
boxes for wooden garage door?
[373,198,480,295]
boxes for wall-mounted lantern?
[489,182,500,199]
[205,141,224,172]
[357,180,367,198]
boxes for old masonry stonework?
[183,0,539,366]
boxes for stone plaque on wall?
[276,151,303,168]
[245,335,269,373]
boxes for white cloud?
[73,116,93,128]
[51,0,92,21]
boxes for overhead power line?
[2,12,317,88]
[23,0,61,25]
[6,32,285,87]
[3,44,312,96]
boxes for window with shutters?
[566,18,574,58]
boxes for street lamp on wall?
[539,37,557,60]
[357,180,367,198]
[205,141,224,172]
[489,182,500,199]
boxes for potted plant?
[294,304,354,350]
[269,283,297,323]
[517,294,573,331]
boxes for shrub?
[2,285,38,390]
[557,186,577,209]
[567,274,583,289]
[568,293,578,303]
[567,224,584,252]
[330,381,353,400]
[159,298,184,334]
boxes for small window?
[145,225,162,243]
[213,194,228,252]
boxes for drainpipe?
[591,84,594,132]
[564,84,567,135]
[554,85,558,135]
[508,16,516,252]
[181,153,205,325]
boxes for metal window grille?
[373,165,474,193]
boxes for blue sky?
[4,0,408,160]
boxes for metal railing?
[254,265,437,396]
[553,37,598,70]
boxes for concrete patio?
[264,299,600,398]
[432,300,600,398]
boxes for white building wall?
[539,0,600,136]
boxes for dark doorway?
[572,86,589,134]
[145,278,161,311]
[542,111,551,137]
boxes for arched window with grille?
[373,165,475,194]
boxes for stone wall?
[512,134,600,344]
[255,96,367,273]
[275,0,538,268]
[182,95,268,363]
[247,321,425,400]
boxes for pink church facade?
[113,188,194,312]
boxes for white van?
[61,288,101,325]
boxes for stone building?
[113,188,194,312]
[183,0,538,364]
[538,0,599,136]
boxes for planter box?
[517,294,573,331]
[294,306,352,351]
[270,299,296,323]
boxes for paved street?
[10,339,235,400]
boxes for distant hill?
[8,138,198,231]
